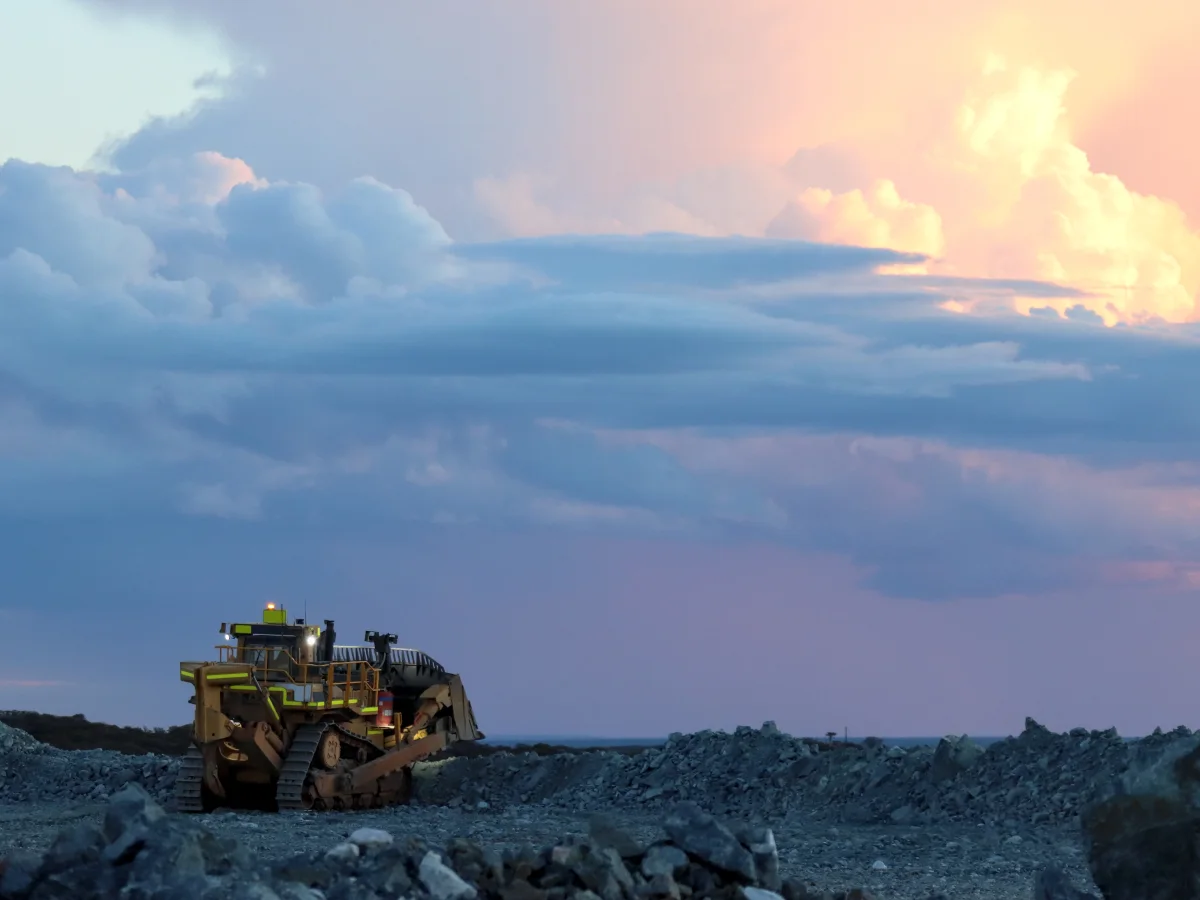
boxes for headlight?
[305,634,317,646]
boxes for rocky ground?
[0,797,1099,899]
[6,715,1200,898]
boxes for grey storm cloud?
[2,152,1199,600]
[454,233,923,290]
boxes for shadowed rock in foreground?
[1026,729,1200,900]
[1032,866,1099,900]
[1080,733,1200,900]
[0,785,874,900]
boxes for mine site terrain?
[5,710,1194,899]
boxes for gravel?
[6,715,1195,898]
[0,785,1102,900]
[0,722,176,808]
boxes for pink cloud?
[96,2,1200,323]
[456,3,1200,324]
[494,51,1200,323]
[585,427,1200,594]
[110,151,264,208]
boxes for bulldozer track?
[275,721,401,811]
[174,745,206,813]
[275,723,328,811]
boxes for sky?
[2,0,1200,739]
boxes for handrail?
[212,644,381,710]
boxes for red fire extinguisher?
[375,691,394,728]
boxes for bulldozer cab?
[220,604,322,677]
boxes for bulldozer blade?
[449,674,483,741]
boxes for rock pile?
[417,719,1198,827]
[5,715,1200,831]
[0,721,176,808]
[0,784,878,900]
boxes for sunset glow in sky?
[2,0,1200,738]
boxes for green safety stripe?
[228,683,308,707]
[179,670,194,679]
[223,683,348,709]
[197,671,371,712]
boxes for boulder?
[1080,733,1200,900]
[419,850,477,900]
[587,815,645,859]
[663,801,757,884]
[928,735,983,784]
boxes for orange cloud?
[469,4,1200,325]
[534,52,1200,323]
[748,54,1200,323]
[767,179,945,262]
[933,57,1200,324]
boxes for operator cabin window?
[239,644,293,675]
[260,646,292,675]
[242,646,266,666]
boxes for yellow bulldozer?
[175,603,483,812]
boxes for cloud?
[495,422,786,529]
[634,58,1200,324]
[4,149,1200,600]
[102,151,263,207]
[767,180,946,261]
[463,57,1200,327]
[72,2,1200,330]
[624,429,1200,599]
[456,233,922,290]
[934,57,1200,324]
[0,160,158,285]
